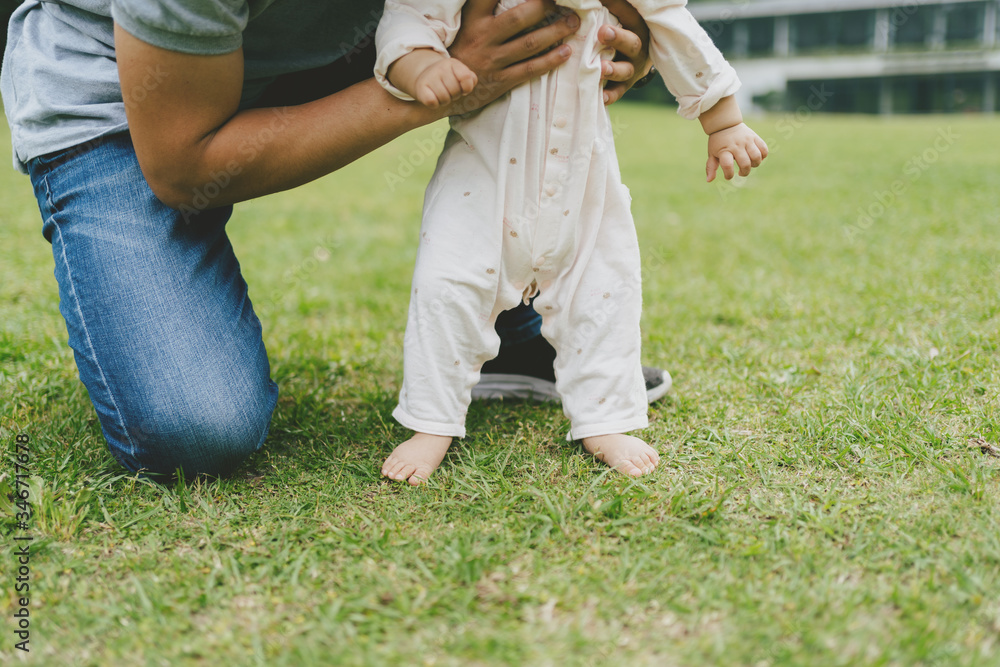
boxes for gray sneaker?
[642,366,673,403]
[473,366,672,404]
[473,334,672,403]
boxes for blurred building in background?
[688,0,999,113]
[2,1,996,115]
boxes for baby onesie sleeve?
[629,0,741,119]
[374,0,466,101]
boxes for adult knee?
[103,378,278,479]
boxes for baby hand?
[706,123,769,182]
[413,58,478,109]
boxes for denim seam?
[42,171,139,465]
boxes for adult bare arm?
[116,25,438,210]
[115,2,579,211]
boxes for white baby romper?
[375,0,740,439]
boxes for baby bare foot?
[381,433,453,486]
[582,434,659,477]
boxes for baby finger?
[735,150,752,177]
[719,151,735,180]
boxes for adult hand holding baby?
[426,0,652,114]
[596,0,652,104]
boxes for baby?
[375,0,767,485]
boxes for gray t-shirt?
[1,0,384,172]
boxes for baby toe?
[381,458,399,477]
[409,464,434,486]
[395,463,418,481]
[620,459,644,477]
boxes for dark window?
[789,73,993,114]
[787,78,880,114]
[888,72,987,112]
[747,17,774,55]
[839,11,875,48]
[792,11,874,52]
[945,3,985,44]
[892,5,934,46]
[792,13,832,51]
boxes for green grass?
[2,106,999,666]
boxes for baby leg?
[535,188,657,476]
[541,278,658,476]
[384,253,508,483]
[384,147,519,483]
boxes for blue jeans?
[29,133,277,477]
[27,132,542,477]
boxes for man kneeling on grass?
[2,0,677,479]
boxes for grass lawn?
[1,105,999,666]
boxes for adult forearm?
[117,2,583,212]
[160,79,439,211]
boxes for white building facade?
[687,0,1000,113]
